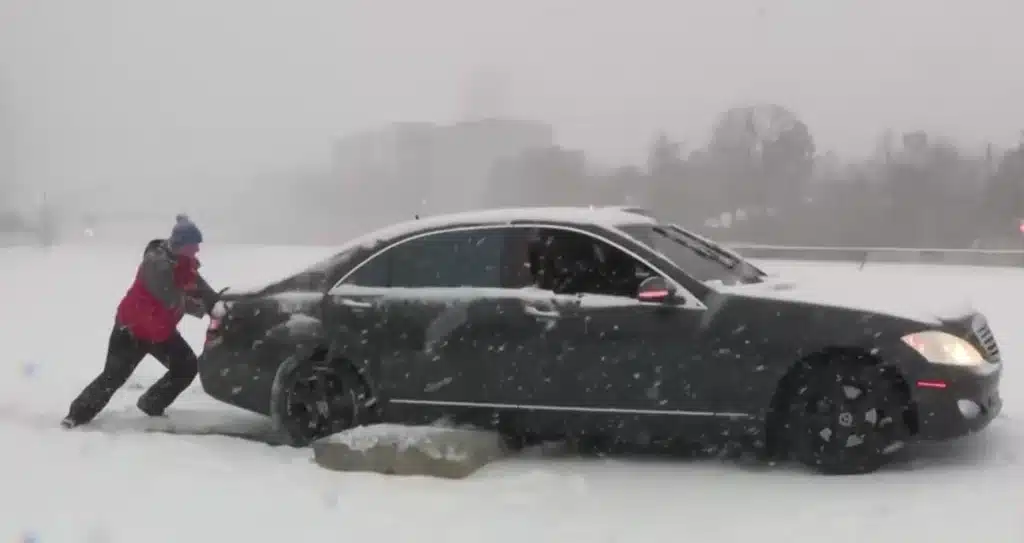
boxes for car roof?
[337,205,658,253]
[404,205,655,231]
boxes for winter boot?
[136,399,166,418]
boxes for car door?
[525,226,720,441]
[324,226,552,429]
[321,247,394,392]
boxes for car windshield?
[618,223,765,285]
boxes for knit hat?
[169,213,203,248]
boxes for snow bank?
[313,424,507,479]
[2,244,1023,542]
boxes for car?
[198,205,1003,474]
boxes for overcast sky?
[2,0,1022,194]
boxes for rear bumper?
[198,343,274,416]
[910,362,1002,441]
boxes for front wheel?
[269,355,364,447]
[786,362,910,475]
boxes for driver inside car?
[528,231,641,297]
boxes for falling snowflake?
[21,362,38,378]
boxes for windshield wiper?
[667,225,746,266]
[652,226,737,268]
[671,226,768,281]
[657,226,740,269]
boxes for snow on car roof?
[229,206,657,295]
[341,206,657,251]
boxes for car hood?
[708,275,977,326]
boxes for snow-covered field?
[1,244,1021,542]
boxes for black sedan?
[198,206,1003,474]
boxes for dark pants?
[66,324,199,425]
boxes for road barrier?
[728,244,1024,268]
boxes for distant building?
[331,118,554,220]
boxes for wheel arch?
[764,345,918,455]
[325,332,379,392]
[265,315,375,405]
[267,333,378,447]
[268,326,378,405]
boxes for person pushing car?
[61,214,221,429]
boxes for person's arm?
[194,274,220,309]
[183,295,207,318]
[139,249,187,312]
[182,274,220,317]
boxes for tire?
[269,355,364,447]
[784,361,909,475]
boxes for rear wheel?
[784,361,909,474]
[270,355,364,447]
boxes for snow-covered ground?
[1,244,1021,542]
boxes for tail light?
[205,300,231,345]
[205,316,223,345]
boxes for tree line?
[3,101,1022,249]
[480,104,1024,249]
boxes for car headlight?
[901,330,985,366]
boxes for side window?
[500,229,540,289]
[392,229,506,287]
[344,248,391,287]
[527,227,655,297]
[344,228,507,288]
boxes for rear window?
[343,228,514,289]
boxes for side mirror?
[637,276,676,303]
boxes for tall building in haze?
[331,118,554,221]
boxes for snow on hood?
[268,292,322,314]
[709,275,977,325]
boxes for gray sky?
[2,0,1022,194]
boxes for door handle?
[523,305,560,319]
[339,298,373,309]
